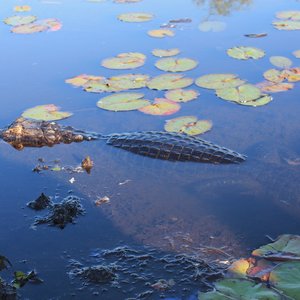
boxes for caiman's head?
[0,117,85,150]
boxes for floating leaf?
[165,116,212,135]
[244,33,267,38]
[4,15,36,26]
[165,89,199,102]
[228,259,251,278]
[263,69,286,83]
[139,98,180,115]
[285,67,300,82]
[216,84,261,103]
[293,50,300,58]
[252,234,300,261]
[65,74,104,87]
[273,20,300,30]
[102,52,145,70]
[257,81,294,93]
[227,46,265,60]
[152,48,180,57]
[118,12,153,22]
[147,74,193,90]
[11,23,47,34]
[22,104,72,121]
[97,92,150,111]
[238,94,273,107]
[41,18,62,31]
[198,21,226,32]
[276,11,300,21]
[14,5,31,12]
[269,56,292,69]
[155,57,198,72]
[148,29,175,38]
[269,262,300,299]
[195,74,245,90]
[199,279,280,300]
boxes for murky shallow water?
[1,0,300,298]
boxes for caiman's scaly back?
[0,118,246,164]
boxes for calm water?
[1,0,300,299]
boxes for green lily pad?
[155,58,198,72]
[199,279,280,300]
[238,94,273,107]
[139,98,180,115]
[117,12,153,22]
[273,20,300,30]
[227,46,265,60]
[97,93,150,111]
[101,52,146,70]
[148,29,175,38]
[195,74,245,90]
[198,21,226,32]
[252,234,300,261]
[270,56,292,69]
[4,15,36,26]
[269,262,300,299]
[263,69,286,83]
[293,50,300,58]
[216,84,261,103]
[152,48,180,57]
[147,74,193,90]
[165,89,199,102]
[276,11,300,20]
[165,116,212,135]
[22,104,72,121]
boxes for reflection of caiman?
[0,118,246,164]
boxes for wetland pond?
[1,0,300,299]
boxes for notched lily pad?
[148,29,175,38]
[165,89,199,102]
[147,74,193,90]
[101,52,145,70]
[22,104,72,121]
[276,11,300,20]
[269,56,292,69]
[152,48,180,57]
[227,46,265,60]
[97,92,150,111]
[4,15,36,26]
[165,116,212,135]
[195,74,245,90]
[273,20,300,30]
[118,12,153,22]
[139,98,180,115]
[155,57,198,72]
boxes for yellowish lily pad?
[273,20,300,30]
[14,5,31,12]
[148,29,175,38]
[139,98,180,115]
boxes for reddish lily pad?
[97,93,150,111]
[152,48,180,57]
[147,74,193,90]
[65,74,104,87]
[155,58,198,72]
[165,89,199,102]
[139,98,180,115]
[118,12,153,22]
[22,104,72,121]
[227,46,265,60]
[12,23,47,34]
[257,81,294,93]
[102,52,145,70]
[195,74,245,90]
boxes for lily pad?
[198,21,226,32]
[238,94,273,107]
[263,69,286,83]
[165,116,212,135]
[155,57,198,72]
[65,74,104,87]
[216,84,261,103]
[285,68,300,82]
[102,52,145,70]
[11,23,48,34]
[199,279,280,300]
[147,74,193,90]
[276,11,300,20]
[4,15,36,26]
[195,74,245,90]
[269,56,292,69]
[148,29,175,38]
[14,5,31,12]
[118,12,153,22]
[252,234,300,261]
[273,20,300,30]
[227,46,265,60]
[165,89,199,102]
[257,81,294,93]
[139,98,180,115]
[269,261,300,299]
[293,50,300,58]
[152,48,180,57]
[22,104,72,121]
[97,93,150,111]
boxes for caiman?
[0,117,246,164]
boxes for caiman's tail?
[0,118,246,164]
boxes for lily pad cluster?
[273,11,300,30]
[199,234,300,300]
